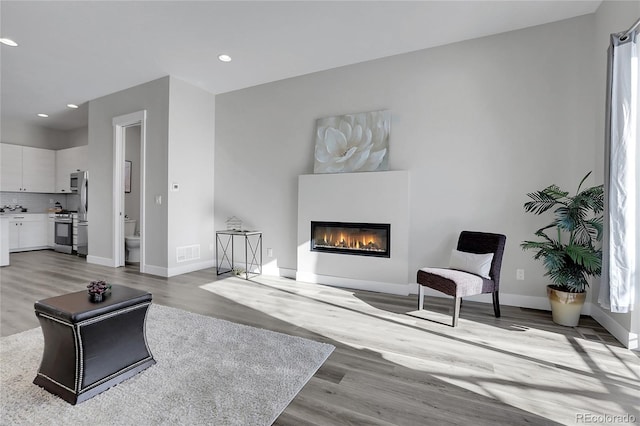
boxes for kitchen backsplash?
[0,192,79,212]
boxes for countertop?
[0,212,51,216]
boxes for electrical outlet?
[209,243,214,251]
[516,269,525,280]
[267,248,273,257]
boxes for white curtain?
[599,30,638,313]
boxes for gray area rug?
[0,304,334,425]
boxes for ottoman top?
[34,284,152,323]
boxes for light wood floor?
[1,250,638,425]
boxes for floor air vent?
[176,245,200,262]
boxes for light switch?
[155,195,162,205]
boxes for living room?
[1,1,639,424]
[213,2,639,349]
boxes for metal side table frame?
[215,230,262,280]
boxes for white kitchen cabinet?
[9,214,48,252]
[0,144,23,191]
[0,144,55,193]
[0,217,9,266]
[22,147,55,193]
[47,214,55,247]
[55,146,88,193]
[8,221,20,249]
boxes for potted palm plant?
[521,172,604,326]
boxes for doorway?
[112,111,146,272]
[124,125,141,270]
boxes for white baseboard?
[295,272,414,296]
[87,256,215,279]
[413,286,551,310]
[590,304,637,350]
[277,267,297,279]
[10,245,49,253]
[142,264,167,277]
[86,255,116,267]
[167,260,215,278]
[294,273,554,305]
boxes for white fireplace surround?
[297,171,411,294]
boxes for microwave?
[70,172,80,192]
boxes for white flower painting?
[314,110,390,174]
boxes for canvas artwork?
[314,110,390,174]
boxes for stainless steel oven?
[54,214,73,254]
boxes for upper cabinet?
[55,146,88,193]
[23,147,56,193]
[0,144,55,193]
[1,144,23,191]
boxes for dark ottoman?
[33,284,156,404]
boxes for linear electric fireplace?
[311,221,390,258]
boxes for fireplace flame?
[314,228,385,252]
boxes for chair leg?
[418,285,425,310]
[452,297,461,327]
[492,291,501,318]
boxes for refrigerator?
[77,171,88,256]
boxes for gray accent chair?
[416,231,506,327]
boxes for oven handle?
[55,219,73,223]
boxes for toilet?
[124,219,140,263]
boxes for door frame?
[112,110,147,272]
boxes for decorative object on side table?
[520,171,604,326]
[87,280,112,303]
[226,216,243,231]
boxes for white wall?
[88,77,170,268]
[88,76,215,276]
[1,118,68,149]
[66,126,89,148]
[215,15,596,304]
[167,77,216,275]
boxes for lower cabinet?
[9,214,48,252]
[1,218,9,266]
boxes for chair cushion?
[418,267,495,297]
[449,249,494,279]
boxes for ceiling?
[1,1,601,131]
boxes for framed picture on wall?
[124,160,132,193]
[313,109,390,174]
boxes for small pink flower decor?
[87,280,111,303]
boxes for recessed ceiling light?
[0,38,18,47]
[37,113,49,118]
[218,54,232,62]
[67,104,79,109]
